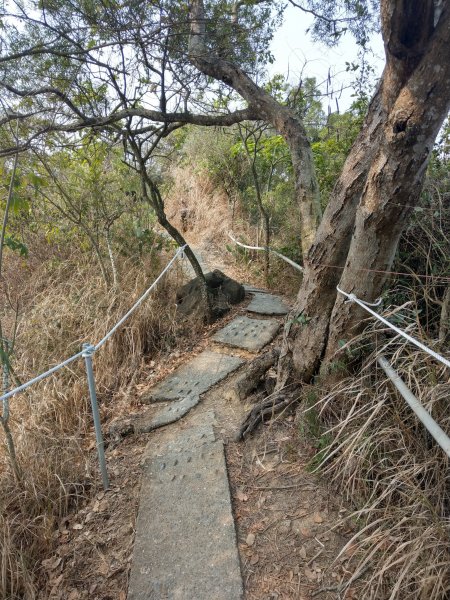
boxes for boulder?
[176,270,245,319]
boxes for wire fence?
[228,235,450,457]
[0,245,186,489]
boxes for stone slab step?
[246,292,290,316]
[143,351,245,402]
[135,395,201,433]
[128,422,243,600]
[212,315,280,352]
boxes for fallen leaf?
[98,561,110,576]
[299,545,307,559]
[300,527,313,538]
[344,544,357,557]
[72,523,83,530]
[246,533,256,546]
[250,554,259,565]
[236,490,248,502]
[304,566,316,581]
[313,513,324,524]
[49,573,63,589]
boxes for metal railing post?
[82,343,109,490]
[1,339,10,422]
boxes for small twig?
[307,548,324,566]
[250,483,314,490]
[238,391,297,439]
[311,565,370,597]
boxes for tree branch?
[0,105,259,157]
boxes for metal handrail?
[378,355,450,458]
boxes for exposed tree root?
[224,348,279,403]
[237,391,297,440]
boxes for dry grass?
[304,311,450,599]
[166,166,234,247]
[0,250,187,599]
[166,166,302,296]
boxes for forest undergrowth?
[298,182,450,599]
[0,133,448,599]
[0,244,190,599]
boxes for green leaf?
[4,235,28,257]
[10,193,29,214]
[288,313,311,326]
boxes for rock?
[176,270,245,320]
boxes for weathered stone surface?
[243,284,266,293]
[212,316,280,352]
[246,292,290,316]
[135,395,201,433]
[176,270,245,319]
[143,351,245,403]
[151,417,217,456]
[128,425,243,600]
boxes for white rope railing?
[0,244,186,488]
[0,349,86,404]
[337,286,450,370]
[228,232,304,273]
[95,245,186,350]
[0,244,187,404]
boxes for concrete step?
[212,315,280,352]
[246,292,290,316]
[128,421,243,600]
[142,351,245,403]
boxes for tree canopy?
[1,0,449,378]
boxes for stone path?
[128,285,291,600]
[212,315,280,352]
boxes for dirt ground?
[228,421,365,600]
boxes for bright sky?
[269,4,385,112]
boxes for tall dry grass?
[303,309,450,599]
[166,165,303,295]
[296,173,450,599]
[0,249,186,599]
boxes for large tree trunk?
[278,0,450,385]
[188,0,322,256]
